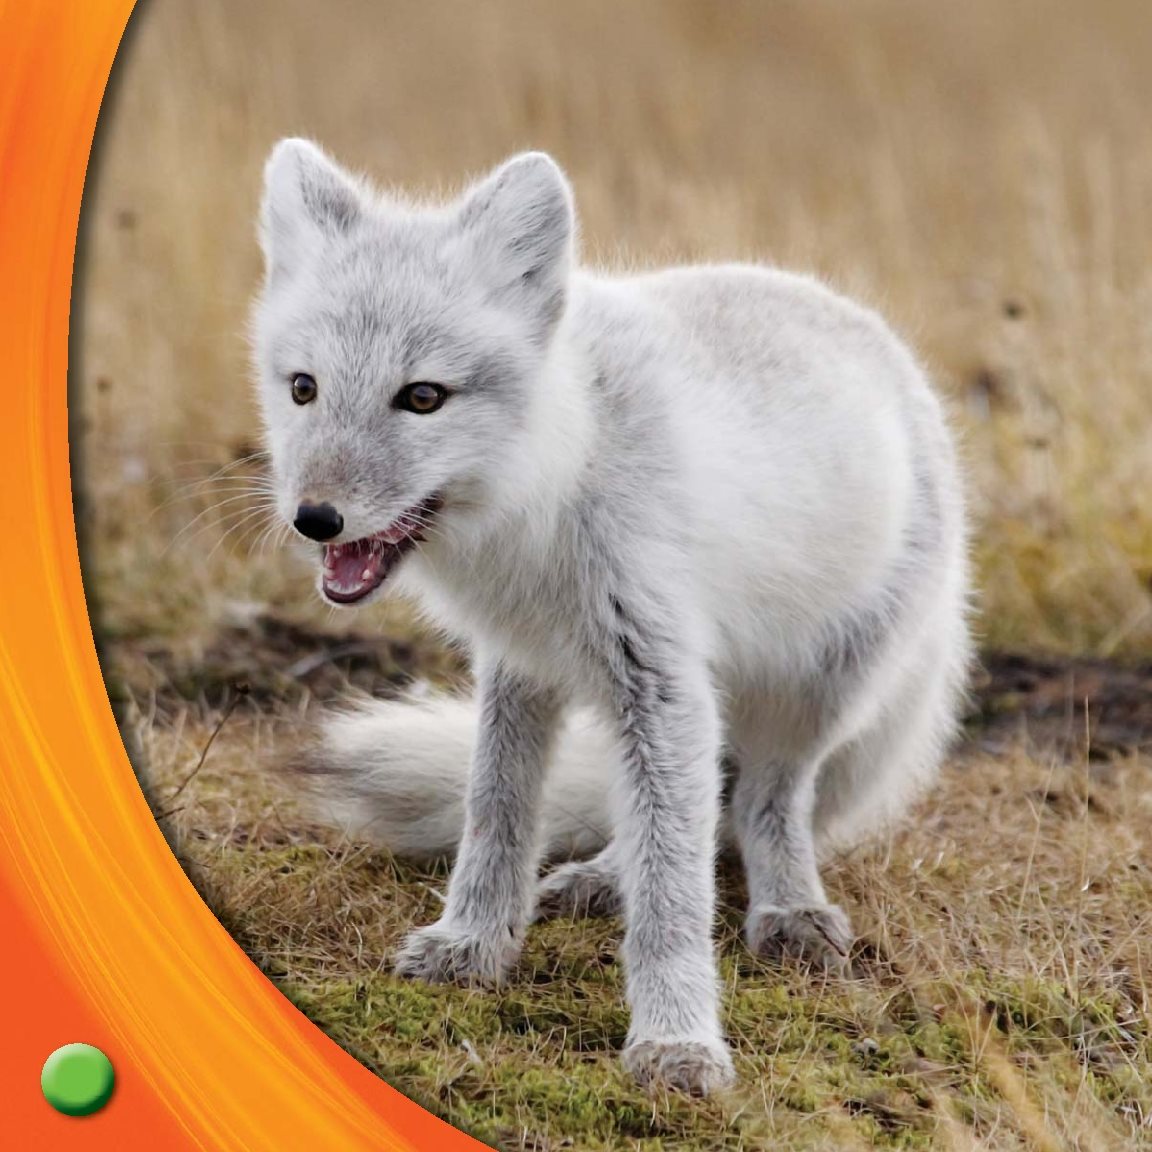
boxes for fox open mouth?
[321,496,440,604]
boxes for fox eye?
[291,373,318,405]
[395,382,448,414]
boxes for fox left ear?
[456,152,575,328]
[259,138,366,281]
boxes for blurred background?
[72,6,1152,1148]
[79,0,1152,661]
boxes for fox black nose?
[294,501,344,542]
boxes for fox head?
[251,139,576,605]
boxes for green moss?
[157,726,1152,1150]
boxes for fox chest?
[403,551,601,693]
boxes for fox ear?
[260,139,365,280]
[456,152,575,326]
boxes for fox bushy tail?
[291,695,618,861]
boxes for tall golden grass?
[78,0,1152,657]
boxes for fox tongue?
[323,542,386,600]
[318,499,438,604]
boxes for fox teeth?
[360,568,373,581]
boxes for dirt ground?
[111,605,1152,762]
[972,652,1152,761]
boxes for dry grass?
[130,682,1151,1152]
[78,1,1152,1149]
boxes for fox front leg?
[601,598,735,1096]
[394,661,559,984]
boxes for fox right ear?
[259,139,365,280]
[454,152,575,330]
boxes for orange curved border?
[0,5,483,1147]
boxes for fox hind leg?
[534,843,622,920]
[730,748,854,970]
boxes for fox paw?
[393,921,520,986]
[622,1038,736,1097]
[746,903,854,971]
[534,859,621,921]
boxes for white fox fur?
[252,139,971,1095]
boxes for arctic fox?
[252,139,970,1096]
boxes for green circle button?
[41,1043,115,1116]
